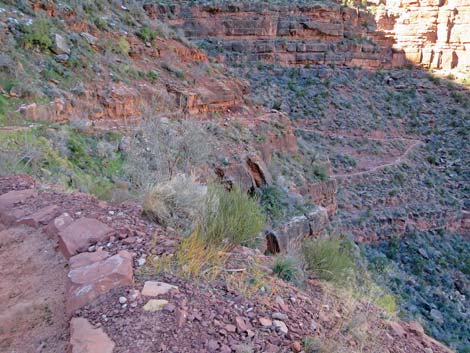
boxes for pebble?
[137,258,146,266]
[259,317,272,327]
[225,324,236,333]
[128,289,140,301]
[119,296,127,304]
[273,320,288,335]
[275,296,285,305]
[272,312,288,320]
[163,303,176,313]
[292,341,302,352]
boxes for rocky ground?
[0,174,457,353]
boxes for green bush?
[137,25,157,42]
[21,18,53,50]
[272,255,302,283]
[258,185,284,220]
[147,70,159,83]
[302,238,356,283]
[200,186,266,248]
[311,162,328,181]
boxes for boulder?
[58,218,113,259]
[69,317,115,353]
[66,250,134,314]
[266,215,310,253]
[306,206,329,237]
[51,33,70,55]
[80,32,98,46]
[246,155,272,187]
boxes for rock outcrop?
[157,0,470,72]
[376,0,470,71]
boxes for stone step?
[66,250,134,314]
[58,218,113,259]
[69,317,115,353]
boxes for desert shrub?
[147,69,159,83]
[272,254,303,283]
[311,162,328,181]
[20,18,53,50]
[137,25,157,42]
[199,186,266,248]
[257,185,284,220]
[123,118,210,191]
[143,174,207,233]
[302,238,356,283]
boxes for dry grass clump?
[143,174,207,234]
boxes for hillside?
[0,1,469,353]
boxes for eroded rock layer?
[153,0,470,71]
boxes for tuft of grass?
[272,255,303,283]
[117,36,130,56]
[302,238,356,283]
[148,230,229,281]
[199,185,266,249]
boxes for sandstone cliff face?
[154,0,470,72]
[377,0,470,71]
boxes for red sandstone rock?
[58,218,113,259]
[66,250,134,314]
[17,205,61,228]
[388,321,407,338]
[0,189,37,224]
[45,212,74,238]
[69,317,115,353]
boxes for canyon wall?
[376,0,470,71]
[148,0,470,72]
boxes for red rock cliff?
[150,0,470,72]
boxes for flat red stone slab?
[58,218,113,259]
[17,205,61,228]
[69,317,115,353]
[66,250,134,314]
[0,189,37,225]
[0,189,37,209]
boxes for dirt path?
[0,225,68,353]
[293,126,423,179]
[332,140,423,179]
[293,126,419,143]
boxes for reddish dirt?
[0,225,68,353]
